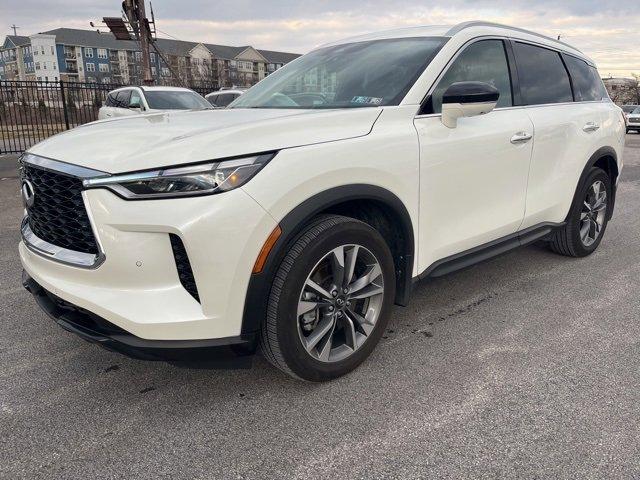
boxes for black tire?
[259,215,396,381]
[549,167,611,257]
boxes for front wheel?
[260,215,396,381]
[549,167,611,257]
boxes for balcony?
[64,51,76,60]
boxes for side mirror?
[441,81,499,128]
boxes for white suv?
[19,22,625,381]
[98,86,211,119]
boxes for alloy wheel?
[296,244,384,363]
[579,180,607,247]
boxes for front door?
[414,39,534,271]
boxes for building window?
[86,62,95,72]
[51,46,55,55]
[52,62,56,70]
[150,52,156,62]
[151,66,157,76]
[161,67,170,76]
[85,48,94,58]
[102,77,111,84]
[99,63,109,73]
[98,48,107,59]
[35,62,40,70]
[135,51,142,61]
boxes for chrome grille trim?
[21,217,105,269]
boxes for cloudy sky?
[2,0,639,77]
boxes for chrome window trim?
[414,35,609,119]
[21,217,105,269]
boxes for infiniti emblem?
[21,179,35,208]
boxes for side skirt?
[417,222,565,280]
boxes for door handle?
[583,122,600,132]
[510,132,533,144]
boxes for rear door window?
[215,93,236,107]
[564,55,606,102]
[513,42,573,105]
[115,90,131,108]
[429,39,513,113]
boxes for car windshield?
[632,106,640,114]
[230,37,447,109]
[623,105,639,113]
[144,91,211,110]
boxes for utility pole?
[10,24,19,36]
[122,0,154,85]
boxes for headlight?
[83,153,275,199]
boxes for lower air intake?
[169,234,200,303]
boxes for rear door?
[512,42,609,229]
[414,39,535,270]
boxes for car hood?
[28,108,383,174]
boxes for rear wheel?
[549,167,611,257]
[260,215,395,381]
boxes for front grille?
[629,117,640,124]
[169,234,200,302]
[21,162,99,255]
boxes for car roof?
[108,86,195,94]
[319,21,592,65]
[206,89,245,97]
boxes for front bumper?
[20,185,278,343]
[23,271,257,361]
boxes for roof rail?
[446,21,583,54]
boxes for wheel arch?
[571,146,619,221]
[241,184,415,335]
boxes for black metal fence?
[0,80,216,154]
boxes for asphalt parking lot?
[1,135,640,479]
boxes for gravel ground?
[1,136,640,479]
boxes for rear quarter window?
[513,42,573,105]
[564,55,606,102]
[105,93,117,107]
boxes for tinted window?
[115,90,131,108]
[231,37,447,109]
[215,93,236,107]
[622,105,638,113]
[564,55,606,102]
[144,91,211,110]
[514,43,573,105]
[430,40,512,114]
[105,93,117,107]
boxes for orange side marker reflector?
[252,225,282,274]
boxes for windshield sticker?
[351,96,383,105]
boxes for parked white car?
[98,86,211,120]
[626,106,640,133]
[20,22,625,381]
[205,89,246,108]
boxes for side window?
[105,93,117,107]
[430,40,513,114]
[207,94,218,106]
[564,55,605,102]
[513,42,573,105]
[115,90,131,108]
[129,90,142,108]
[216,94,234,107]
[589,67,609,101]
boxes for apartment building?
[0,28,300,88]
